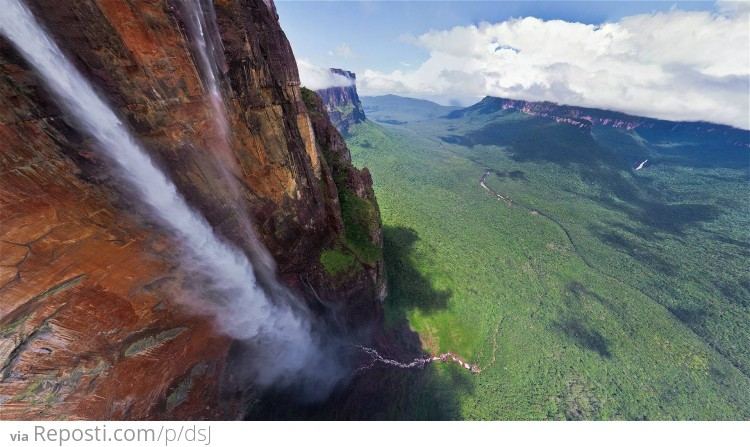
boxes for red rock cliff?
[0,0,383,419]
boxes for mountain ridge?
[361,94,461,124]
[450,96,750,145]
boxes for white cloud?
[297,59,354,90]
[328,43,355,59]
[718,0,750,16]
[359,5,750,129]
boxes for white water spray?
[0,0,337,390]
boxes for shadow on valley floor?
[597,196,721,237]
[442,118,629,172]
[247,226,471,420]
[249,352,474,420]
[486,168,527,181]
[553,282,613,359]
[443,118,723,237]
[382,226,452,314]
[667,305,710,327]
[590,226,678,276]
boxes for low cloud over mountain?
[298,59,355,90]
[359,3,749,129]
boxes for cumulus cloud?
[359,5,750,129]
[297,59,354,90]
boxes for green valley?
[320,96,750,420]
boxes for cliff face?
[315,69,366,134]
[0,0,383,419]
[302,88,386,316]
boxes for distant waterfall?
[0,0,338,391]
[178,0,280,279]
[182,0,228,100]
[180,0,232,159]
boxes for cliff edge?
[0,0,383,420]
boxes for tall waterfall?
[179,0,234,167]
[0,0,339,392]
[177,0,281,284]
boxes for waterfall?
[178,0,280,280]
[0,0,339,392]
[181,0,228,101]
[180,0,232,160]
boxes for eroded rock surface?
[0,0,383,420]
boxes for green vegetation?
[332,102,355,117]
[300,87,319,115]
[301,87,382,276]
[337,179,381,266]
[320,248,357,276]
[326,106,750,420]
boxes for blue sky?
[277,1,715,74]
[276,1,749,128]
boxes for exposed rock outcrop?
[301,88,386,316]
[315,69,366,134]
[0,0,383,420]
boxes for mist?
[298,59,355,90]
[0,0,348,400]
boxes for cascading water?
[177,0,279,281]
[0,0,342,393]
[173,0,481,380]
[181,0,228,108]
[178,0,233,173]
[171,0,479,382]
[0,0,477,396]
[166,0,480,381]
